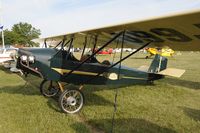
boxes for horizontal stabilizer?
[158,68,185,78]
[138,65,149,72]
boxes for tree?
[0,22,41,47]
[3,29,20,45]
[12,22,41,47]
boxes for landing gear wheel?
[40,80,60,97]
[59,87,84,114]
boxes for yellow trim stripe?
[123,76,146,80]
[52,68,103,76]
[52,68,145,80]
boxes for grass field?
[0,52,200,133]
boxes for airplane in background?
[96,48,113,55]
[145,47,175,59]
[15,9,200,114]
[0,46,17,64]
[0,48,13,63]
[0,47,20,72]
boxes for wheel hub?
[67,96,77,106]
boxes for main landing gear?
[40,80,60,97]
[40,80,84,114]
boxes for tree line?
[0,22,41,47]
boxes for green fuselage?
[17,48,163,85]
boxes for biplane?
[16,9,200,114]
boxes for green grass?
[0,52,200,133]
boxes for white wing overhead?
[33,9,200,51]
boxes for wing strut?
[62,31,124,77]
[67,35,74,53]
[83,40,153,84]
[81,36,88,59]
[44,39,47,48]
[61,36,67,50]
[111,31,125,133]
[51,36,67,57]
[52,36,74,58]
[53,40,63,49]
[92,35,98,54]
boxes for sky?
[1,0,200,37]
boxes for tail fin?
[148,54,185,77]
[148,54,168,73]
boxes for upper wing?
[33,9,200,51]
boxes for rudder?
[148,54,168,73]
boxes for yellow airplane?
[145,47,175,58]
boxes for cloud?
[2,0,55,28]
[2,0,200,37]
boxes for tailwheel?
[59,87,84,114]
[40,80,60,97]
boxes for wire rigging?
[111,31,125,133]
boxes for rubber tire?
[40,80,60,97]
[59,86,84,114]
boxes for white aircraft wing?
[33,9,200,51]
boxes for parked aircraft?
[16,9,200,114]
[145,47,174,58]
